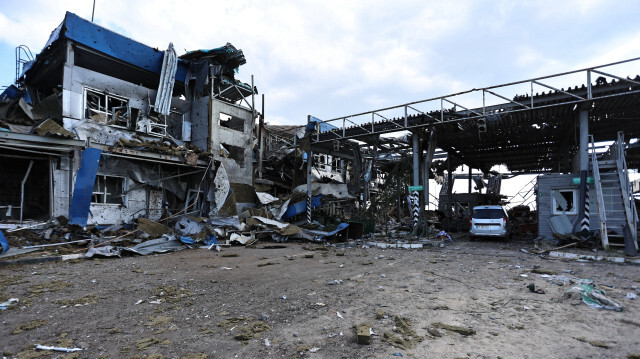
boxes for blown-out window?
[552,189,577,215]
[92,175,126,205]
[219,113,245,132]
[83,87,129,127]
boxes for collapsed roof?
[18,11,253,102]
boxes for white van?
[469,205,509,240]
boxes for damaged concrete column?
[412,132,420,187]
[577,110,589,233]
[423,130,437,211]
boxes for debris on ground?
[233,321,271,343]
[34,344,83,353]
[565,284,624,311]
[431,322,476,336]
[355,322,372,345]
[382,316,424,350]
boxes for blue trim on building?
[51,12,188,82]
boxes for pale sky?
[2,0,640,128]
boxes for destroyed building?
[1,10,639,259]
[300,61,640,254]
[0,12,257,227]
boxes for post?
[577,110,589,233]
[423,154,429,211]
[423,130,436,214]
[306,115,313,224]
[447,155,454,230]
[258,94,264,179]
[251,75,255,136]
[468,165,472,193]
[412,132,420,229]
[412,132,420,187]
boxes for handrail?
[590,134,608,249]
[616,132,638,252]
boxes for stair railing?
[590,134,608,249]
[616,132,638,252]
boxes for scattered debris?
[137,219,172,238]
[431,322,476,336]
[233,321,271,343]
[356,323,372,345]
[382,316,424,350]
[527,283,545,294]
[35,344,82,353]
[565,284,624,311]
[531,267,558,275]
[0,297,18,310]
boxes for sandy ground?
[1,235,639,359]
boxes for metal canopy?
[310,57,640,172]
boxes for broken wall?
[190,96,210,152]
[209,98,253,185]
[87,157,159,225]
[62,50,191,141]
[537,174,599,239]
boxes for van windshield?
[473,208,505,219]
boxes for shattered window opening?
[185,189,203,212]
[219,112,245,132]
[552,189,577,215]
[133,111,167,137]
[92,175,126,205]
[225,144,245,166]
[83,87,130,127]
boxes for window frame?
[83,87,130,128]
[92,174,127,206]
[551,189,578,215]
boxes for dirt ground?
[1,235,639,359]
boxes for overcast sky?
[1,0,640,128]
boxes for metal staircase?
[591,132,638,255]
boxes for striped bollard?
[579,186,590,234]
[412,191,420,228]
[307,194,312,224]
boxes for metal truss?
[310,57,640,144]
